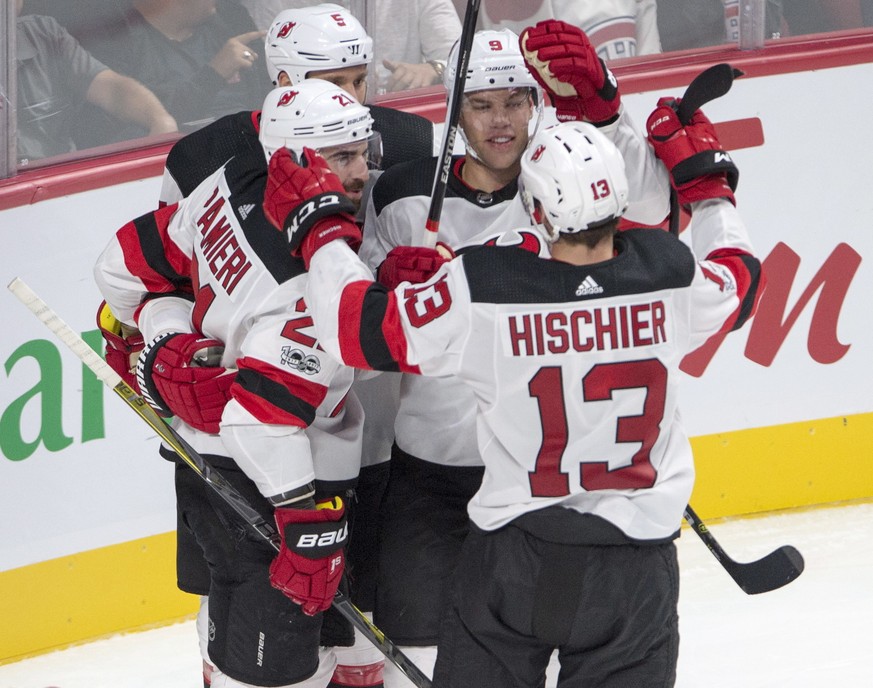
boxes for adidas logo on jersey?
[575,276,604,296]
[238,203,256,220]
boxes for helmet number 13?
[590,178,612,201]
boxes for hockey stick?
[668,63,745,235]
[6,277,433,688]
[684,505,805,595]
[423,0,481,248]
[677,63,744,126]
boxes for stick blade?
[728,545,805,595]
[677,63,744,124]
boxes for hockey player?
[95,6,425,686]
[261,105,764,687]
[94,80,378,688]
[355,24,670,686]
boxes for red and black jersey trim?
[232,357,328,427]
[338,281,401,372]
[132,211,189,286]
[705,247,764,331]
[117,204,191,295]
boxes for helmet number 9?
[489,40,504,51]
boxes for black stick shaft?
[424,0,481,247]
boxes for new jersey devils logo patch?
[484,230,543,255]
[277,90,298,107]
[277,21,296,38]
[530,144,546,162]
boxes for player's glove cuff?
[136,331,178,417]
[283,192,358,255]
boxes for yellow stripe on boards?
[691,412,873,518]
[0,531,197,664]
[1,413,871,663]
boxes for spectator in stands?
[15,0,177,165]
[657,0,726,51]
[473,0,661,60]
[240,0,461,93]
[79,0,271,131]
[781,0,868,35]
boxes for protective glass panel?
[3,0,873,179]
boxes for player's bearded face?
[459,88,534,172]
[319,141,370,210]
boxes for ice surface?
[1,502,871,687]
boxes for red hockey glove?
[136,332,235,434]
[96,300,143,390]
[376,246,451,290]
[520,20,620,124]
[270,497,347,616]
[646,97,738,209]
[263,148,361,268]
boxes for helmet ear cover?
[265,4,373,86]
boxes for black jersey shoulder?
[369,105,433,169]
[461,229,696,305]
[371,156,441,215]
[371,155,519,216]
[166,111,264,198]
[214,156,305,284]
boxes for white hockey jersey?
[308,199,763,539]
[95,156,360,499]
[359,108,670,468]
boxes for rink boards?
[2,51,873,661]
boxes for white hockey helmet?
[444,29,540,95]
[519,122,629,242]
[445,29,543,160]
[259,80,378,164]
[265,4,373,86]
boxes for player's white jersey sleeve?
[600,106,671,226]
[683,198,760,349]
[307,240,471,379]
[94,199,198,324]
